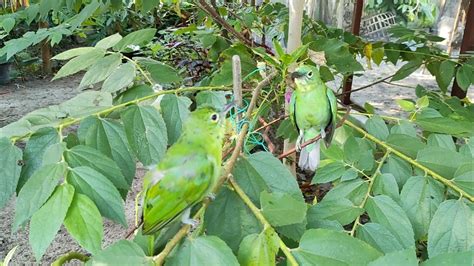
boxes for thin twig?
[153,71,278,265]
[336,74,396,97]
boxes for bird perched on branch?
[141,105,230,235]
[290,65,337,171]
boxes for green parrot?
[290,65,337,171]
[141,105,229,235]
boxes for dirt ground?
[0,62,472,264]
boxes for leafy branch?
[343,119,474,202]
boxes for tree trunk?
[39,21,52,75]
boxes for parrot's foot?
[296,142,302,152]
[206,192,216,201]
[296,130,304,152]
[181,208,200,231]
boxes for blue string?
[228,95,268,154]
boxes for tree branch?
[51,252,89,266]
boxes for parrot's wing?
[289,91,300,133]
[324,87,338,147]
[142,153,216,234]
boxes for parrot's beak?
[291,71,304,80]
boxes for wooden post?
[340,0,364,105]
[451,0,474,99]
[232,55,243,122]
[446,0,464,55]
[39,21,52,75]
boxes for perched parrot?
[290,65,337,171]
[141,105,229,235]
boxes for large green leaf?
[59,91,113,118]
[372,173,400,202]
[415,117,474,135]
[381,155,412,189]
[387,134,426,158]
[427,134,456,151]
[52,47,97,60]
[64,193,103,255]
[0,138,22,209]
[166,236,239,266]
[237,229,279,266]
[204,187,261,252]
[121,105,167,166]
[196,91,228,109]
[308,198,363,225]
[416,147,470,179]
[391,60,423,81]
[79,53,122,88]
[68,166,126,225]
[421,251,473,266]
[29,184,74,261]
[292,229,382,265]
[427,200,473,258]
[86,240,153,266]
[312,161,346,184]
[365,116,389,141]
[18,127,60,190]
[400,176,444,240]
[260,191,307,227]
[140,59,182,84]
[113,28,157,52]
[368,248,418,266]
[453,164,474,195]
[366,195,415,250]
[102,62,136,93]
[95,33,123,50]
[160,94,192,144]
[322,179,369,206]
[356,223,405,254]
[80,117,136,185]
[53,48,106,80]
[13,162,66,231]
[435,60,456,92]
[232,152,303,205]
[65,145,129,190]
[456,65,472,91]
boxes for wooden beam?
[451,0,474,99]
[341,0,364,105]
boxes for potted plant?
[0,53,13,85]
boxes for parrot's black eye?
[210,113,219,123]
[307,71,313,78]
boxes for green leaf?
[341,168,358,181]
[396,99,416,112]
[196,91,228,109]
[381,155,412,189]
[42,143,65,165]
[237,229,279,266]
[1,17,15,33]
[384,43,400,65]
[312,161,346,184]
[421,251,473,266]
[80,117,136,185]
[372,47,385,66]
[453,164,474,195]
[113,28,157,52]
[232,152,303,205]
[400,176,444,240]
[323,179,369,206]
[160,94,192,144]
[115,84,154,104]
[436,60,456,92]
[343,136,361,163]
[307,219,344,232]
[293,229,382,265]
[53,48,106,80]
[260,191,307,227]
[366,195,415,249]
[80,53,122,88]
[18,127,60,190]
[86,240,152,266]
[390,120,417,137]
[121,105,167,166]
[64,193,103,255]
[204,187,261,252]
[95,33,123,50]
[319,66,335,82]
[356,223,405,254]
[276,119,298,142]
[29,184,74,261]
[428,200,473,258]
[456,66,471,91]
[365,116,389,140]
[13,162,66,231]
[427,134,456,151]
[368,248,417,266]
[308,198,363,225]
[387,134,426,158]
[0,138,22,209]
[417,147,470,179]
[415,117,474,135]
[372,173,400,202]
[459,141,474,158]
[68,166,126,225]
[141,59,182,84]
[59,91,113,118]
[166,236,239,266]
[102,62,136,93]
[52,47,98,60]
[65,145,129,190]
[391,60,423,82]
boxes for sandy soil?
[0,62,472,264]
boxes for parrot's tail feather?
[298,140,320,171]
